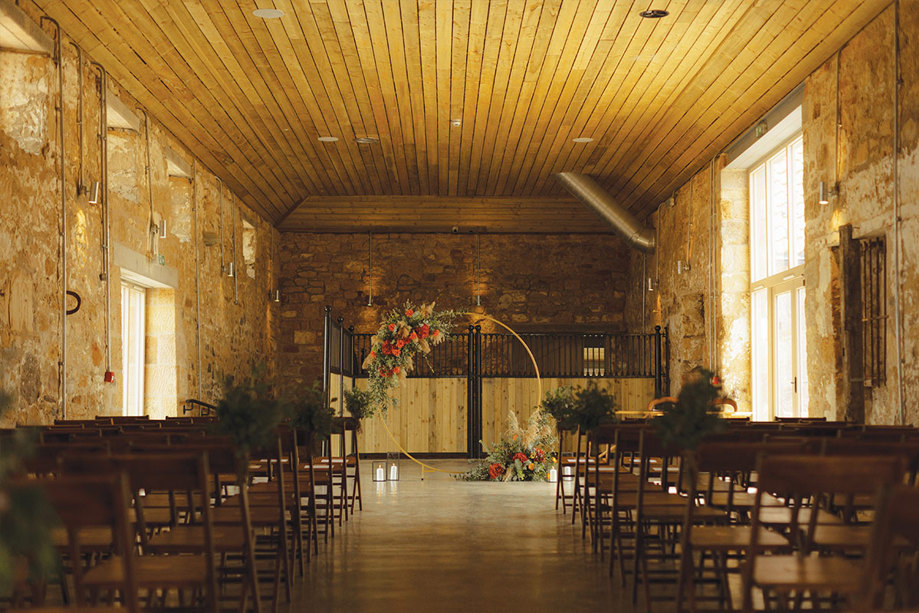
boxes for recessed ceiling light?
[572,137,593,143]
[252,8,284,19]
[450,119,462,127]
[355,136,379,144]
[639,9,669,18]
[318,136,338,142]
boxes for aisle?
[288,460,634,613]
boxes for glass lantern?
[386,451,401,481]
[372,460,387,482]
[548,467,558,483]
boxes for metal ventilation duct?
[555,172,656,252]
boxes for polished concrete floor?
[287,460,636,613]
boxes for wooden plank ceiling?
[32,0,887,233]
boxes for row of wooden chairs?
[5,416,366,612]
[560,421,919,611]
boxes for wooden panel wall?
[351,377,467,454]
[480,377,655,451]
[344,376,653,455]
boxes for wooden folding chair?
[8,472,139,613]
[677,441,805,612]
[853,483,919,611]
[740,454,905,613]
[64,453,219,613]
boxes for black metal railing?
[322,306,670,458]
[350,327,668,384]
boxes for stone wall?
[803,4,919,424]
[626,3,919,423]
[0,10,278,424]
[278,233,632,388]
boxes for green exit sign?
[157,254,165,266]
[755,121,768,138]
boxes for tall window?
[750,136,808,420]
[121,282,146,416]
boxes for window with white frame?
[121,282,146,416]
[750,135,808,420]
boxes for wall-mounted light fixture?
[270,289,281,303]
[227,262,235,278]
[677,260,690,275]
[819,180,836,205]
[647,277,654,292]
[159,219,167,239]
[88,180,100,204]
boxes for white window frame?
[121,281,146,417]
[749,135,808,421]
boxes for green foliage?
[653,368,727,450]
[288,380,334,440]
[569,382,619,432]
[343,387,374,420]
[213,365,286,470]
[540,386,577,430]
[0,380,60,596]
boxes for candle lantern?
[561,464,575,481]
[386,451,401,481]
[372,460,387,482]
[548,467,558,483]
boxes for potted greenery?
[0,382,59,598]
[569,381,619,432]
[289,380,334,443]
[343,387,373,423]
[213,366,287,478]
[540,386,577,432]
[653,367,727,450]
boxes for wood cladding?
[340,376,654,454]
[29,1,888,232]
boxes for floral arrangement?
[653,367,727,450]
[462,411,558,482]
[361,301,455,416]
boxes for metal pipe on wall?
[231,195,239,304]
[893,0,905,424]
[42,17,67,419]
[216,178,224,272]
[90,62,111,376]
[193,160,203,400]
[70,43,85,198]
[141,111,156,257]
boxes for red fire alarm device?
[104,371,115,383]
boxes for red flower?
[419,324,430,339]
[513,452,529,464]
[534,447,546,462]
[368,350,376,359]
[432,329,440,338]
[406,309,414,317]
[392,366,401,375]
[396,339,405,349]
[379,368,388,377]
[712,375,721,386]
[409,332,418,341]
[388,323,396,332]
[392,348,401,357]
[488,463,506,480]
[381,343,391,355]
